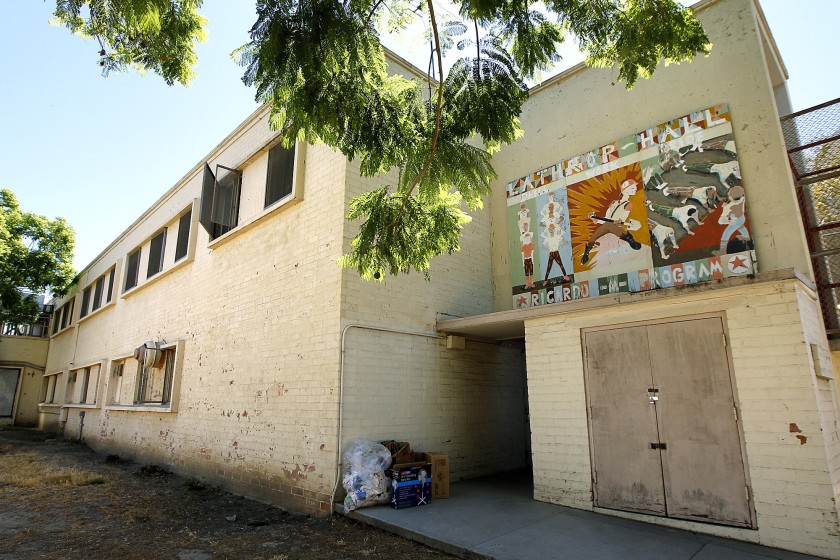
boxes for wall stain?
[796,435,808,445]
[789,423,802,433]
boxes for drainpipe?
[330,324,445,508]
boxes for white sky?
[2,0,837,272]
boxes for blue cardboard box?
[390,460,432,510]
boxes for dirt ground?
[0,427,455,560]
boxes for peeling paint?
[796,435,808,445]
[789,423,802,433]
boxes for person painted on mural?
[541,221,571,286]
[684,160,741,186]
[539,191,562,228]
[520,231,537,289]
[581,179,644,265]
[517,201,531,235]
[714,184,750,256]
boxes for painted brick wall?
[45,107,348,514]
[340,328,528,481]
[338,160,528,481]
[525,278,840,558]
[489,0,811,310]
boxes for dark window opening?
[265,143,296,208]
[175,210,191,262]
[147,229,167,278]
[92,276,105,311]
[106,269,115,303]
[80,287,92,318]
[125,248,141,292]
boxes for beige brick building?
[37,0,840,556]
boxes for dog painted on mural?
[662,185,720,212]
[647,218,679,260]
[646,200,703,235]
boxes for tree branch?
[367,0,385,24]
[394,0,444,224]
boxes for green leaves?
[339,187,471,281]
[563,0,712,87]
[53,0,207,85]
[0,189,76,325]
[48,0,711,281]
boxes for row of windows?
[51,300,75,335]
[41,342,180,409]
[80,267,115,319]
[51,141,299,335]
[124,209,191,292]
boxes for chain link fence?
[783,98,840,337]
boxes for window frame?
[124,248,141,292]
[146,228,167,279]
[264,142,296,209]
[77,264,119,324]
[51,299,75,336]
[174,209,192,262]
[200,164,242,241]
[64,361,105,408]
[105,340,184,413]
[39,371,64,407]
[80,286,92,319]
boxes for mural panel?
[507,104,755,309]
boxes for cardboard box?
[425,452,450,499]
[381,440,413,465]
[389,454,432,510]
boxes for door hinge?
[745,485,750,503]
[584,346,588,359]
[733,405,738,421]
[722,333,727,348]
[588,405,593,420]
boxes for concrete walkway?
[346,471,822,560]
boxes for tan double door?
[584,317,753,527]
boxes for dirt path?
[0,427,455,560]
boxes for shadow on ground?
[0,427,454,560]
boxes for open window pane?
[175,210,191,262]
[265,143,295,208]
[199,163,216,235]
[211,166,241,228]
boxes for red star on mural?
[730,256,748,271]
[517,296,528,307]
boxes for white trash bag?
[342,439,392,513]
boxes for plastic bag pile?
[342,439,392,513]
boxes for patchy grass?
[0,448,109,488]
[0,429,456,560]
